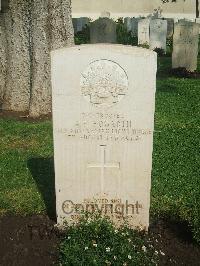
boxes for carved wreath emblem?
[80,60,128,106]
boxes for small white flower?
[160,251,165,256]
[142,245,147,252]
[68,236,71,240]
[114,229,118,234]
[85,247,88,250]
[154,250,159,255]
[87,218,92,223]
[93,243,97,247]
[106,247,111,252]
[128,255,132,260]
[114,256,117,260]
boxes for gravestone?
[124,17,140,36]
[90,18,117,44]
[124,17,133,32]
[72,17,89,34]
[195,18,200,34]
[51,44,157,229]
[166,18,174,38]
[150,19,167,52]
[138,19,150,46]
[172,21,199,71]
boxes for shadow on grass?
[27,157,56,221]
[156,80,179,93]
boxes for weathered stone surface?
[138,19,150,46]
[52,44,157,229]
[150,19,167,52]
[172,21,199,71]
[90,18,117,44]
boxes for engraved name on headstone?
[51,44,157,230]
[172,21,199,71]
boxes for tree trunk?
[29,0,74,117]
[28,0,51,117]
[0,13,7,106]
[0,0,74,117]
[2,0,31,112]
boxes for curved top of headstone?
[51,44,157,58]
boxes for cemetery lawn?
[0,57,200,244]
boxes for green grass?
[0,57,200,243]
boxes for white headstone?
[195,18,200,34]
[172,21,199,71]
[138,19,150,46]
[124,17,133,32]
[124,17,140,36]
[90,18,117,44]
[51,44,157,230]
[150,19,167,52]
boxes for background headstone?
[124,17,140,36]
[90,18,117,43]
[166,18,174,38]
[172,21,199,71]
[150,19,167,52]
[195,18,200,34]
[72,17,89,34]
[138,19,150,46]
[51,44,157,229]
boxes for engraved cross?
[87,145,120,194]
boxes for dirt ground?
[0,110,52,122]
[0,215,200,266]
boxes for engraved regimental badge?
[80,60,128,107]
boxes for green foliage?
[153,47,166,57]
[116,18,138,46]
[59,215,158,265]
[74,25,90,45]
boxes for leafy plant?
[59,214,158,265]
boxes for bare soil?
[0,215,200,266]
